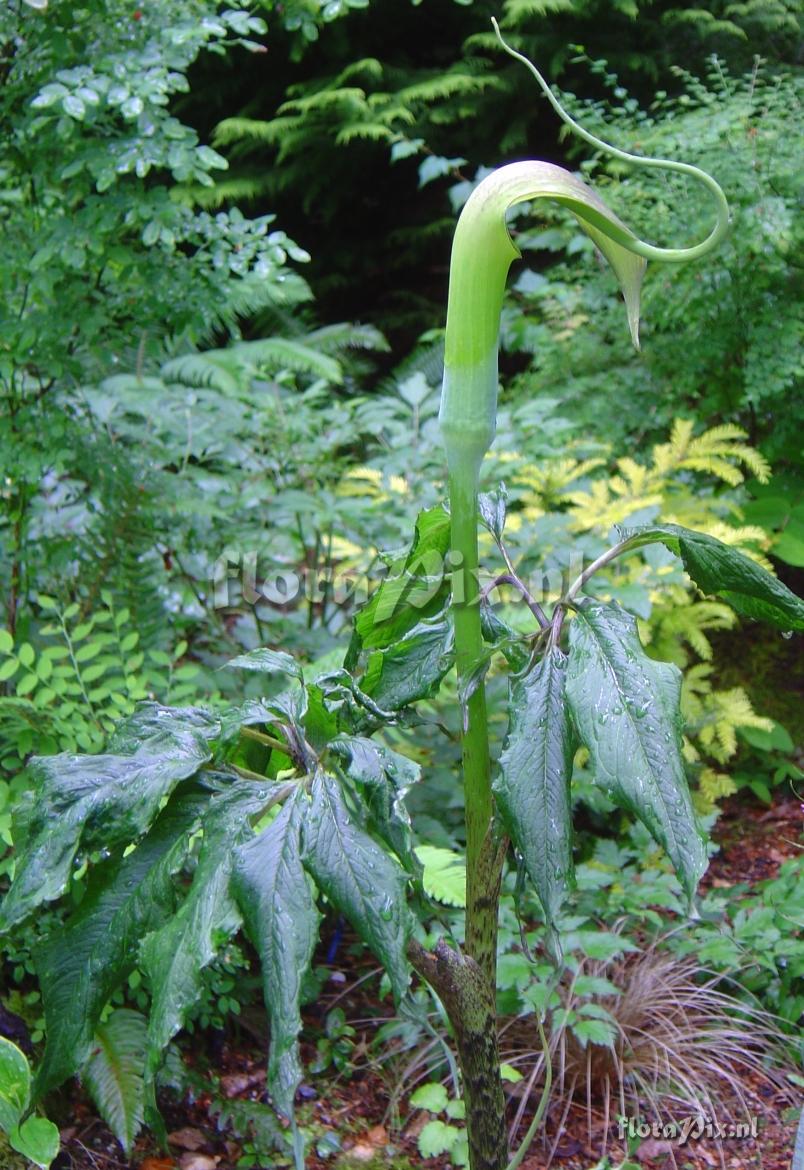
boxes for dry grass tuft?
[500,937,793,1166]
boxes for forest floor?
[24,789,803,1170]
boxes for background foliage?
[0,0,801,1162]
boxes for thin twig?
[481,572,550,629]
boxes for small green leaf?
[0,630,13,655]
[0,1037,30,1132]
[418,1119,461,1158]
[9,1115,60,1168]
[17,643,34,668]
[410,1081,448,1113]
[566,600,707,902]
[302,771,411,1002]
[414,845,466,907]
[232,789,319,1118]
[493,649,575,925]
[619,522,804,630]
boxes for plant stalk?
[447,461,508,1170]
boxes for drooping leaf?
[302,683,340,750]
[223,650,308,723]
[32,790,205,1099]
[618,522,804,630]
[361,618,454,710]
[565,599,707,901]
[0,712,216,932]
[83,1010,148,1155]
[347,507,451,662]
[331,736,420,870]
[231,788,319,1118]
[493,650,575,925]
[302,770,411,1002]
[106,703,220,755]
[224,647,303,680]
[141,781,268,1083]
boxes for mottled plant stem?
[409,938,507,1170]
[446,465,508,1170]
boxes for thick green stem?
[447,457,508,1170]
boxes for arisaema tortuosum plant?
[1,20,802,1170]
[427,20,792,1170]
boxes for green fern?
[162,337,344,394]
[0,598,197,774]
[415,846,467,908]
[82,1010,148,1155]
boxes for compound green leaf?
[0,710,216,931]
[32,791,205,1099]
[141,783,267,1083]
[232,788,319,1118]
[83,1009,148,1155]
[302,770,411,1002]
[493,650,575,926]
[619,522,804,630]
[566,600,707,902]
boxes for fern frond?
[683,670,773,764]
[213,116,292,146]
[332,58,384,87]
[162,352,242,394]
[162,338,343,393]
[234,338,343,384]
[280,88,368,116]
[172,177,266,210]
[306,322,390,355]
[335,122,397,145]
[651,421,771,484]
[696,768,737,812]
[399,73,499,106]
[501,0,577,24]
[83,1009,148,1155]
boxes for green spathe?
[440,161,646,478]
